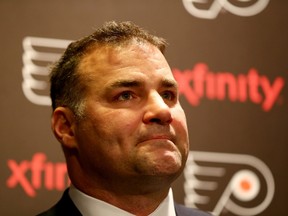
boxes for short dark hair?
[50,21,167,118]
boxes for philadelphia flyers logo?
[184,151,275,215]
[182,0,270,19]
[22,37,72,105]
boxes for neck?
[74,182,171,215]
[71,171,173,215]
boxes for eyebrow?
[161,78,178,89]
[109,80,142,89]
[107,78,178,91]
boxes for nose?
[143,92,173,125]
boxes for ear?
[51,107,78,149]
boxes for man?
[38,21,210,216]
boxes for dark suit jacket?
[37,189,211,216]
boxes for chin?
[150,159,183,177]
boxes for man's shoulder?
[175,203,211,216]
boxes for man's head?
[51,21,189,197]
[50,21,167,119]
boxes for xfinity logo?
[182,0,270,19]
[173,63,285,112]
[6,153,69,197]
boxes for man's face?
[73,41,189,187]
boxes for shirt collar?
[69,185,176,216]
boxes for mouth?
[137,133,176,146]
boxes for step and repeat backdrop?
[1,0,287,215]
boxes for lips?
[137,132,176,146]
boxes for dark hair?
[50,21,167,118]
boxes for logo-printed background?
[1,1,287,215]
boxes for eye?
[161,91,176,101]
[116,91,134,101]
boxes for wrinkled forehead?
[77,40,170,78]
[75,40,176,97]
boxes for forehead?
[78,41,175,88]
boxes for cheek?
[107,110,142,139]
[173,107,188,135]
[76,111,142,174]
[81,109,141,150]
[172,109,189,153]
